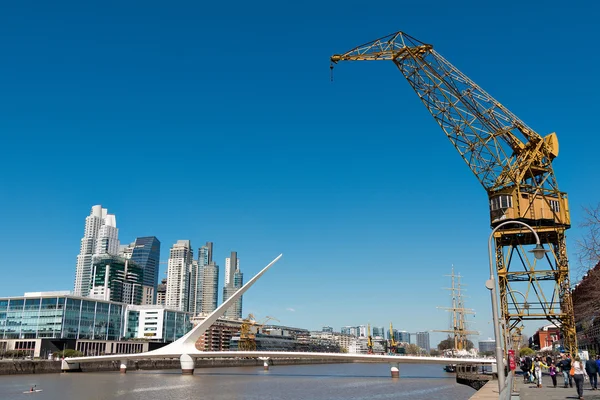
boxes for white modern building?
[74,205,119,297]
[348,337,369,354]
[124,305,192,342]
[165,240,193,312]
[358,325,367,337]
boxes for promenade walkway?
[469,381,500,399]
[515,378,600,400]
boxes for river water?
[0,363,475,400]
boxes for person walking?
[573,356,588,399]
[520,357,530,383]
[549,362,558,388]
[532,357,548,388]
[559,355,574,388]
[586,355,598,390]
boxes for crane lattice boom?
[332,31,577,355]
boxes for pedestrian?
[586,355,598,390]
[520,357,530,383]
[558,354,574,388]
[549,362,558,388]
[532,357,548,388]
[572,356,588,400]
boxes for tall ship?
[435,267,478,372]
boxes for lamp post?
[487,220,548,392]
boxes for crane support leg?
[494,228,577,355]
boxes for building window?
[490,195,512,211]
[549,199,560,213]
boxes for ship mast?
[434,267,478,352]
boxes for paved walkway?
[515,377,600,400]
[469,381,499,399]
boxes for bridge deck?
[66,351,494,365]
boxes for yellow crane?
[331,31,576,355]
[238,314,280,350]
[389,322,397,354]
[367,324,373,354]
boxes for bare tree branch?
[576,204,600,275]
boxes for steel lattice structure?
[331,31,577,355]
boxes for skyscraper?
[197,242,218,315]
[416,331,430,353]
[89,254,144,304]
[223,251,243,319]
[156,278,167,306]
[198,242,213,266]
[372,326,385,338]
[130,237,161,302]
[398,331,411,343]
[199,261,219,315]
[191,242,214,314]
[74,205,119,297]
[165,240,193,312]
[224,252,239,286]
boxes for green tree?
[519,347,535,357]
[53,349,83,358]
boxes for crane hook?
[330,63,334,82]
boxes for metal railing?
[499,370,514,400]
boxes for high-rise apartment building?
[198,242,213,266]
[223,251,243,319]
[341,326,354,336]
[156,278,167,306]
[372,326,385,338]
[89,255,144,304]
[416,331,430,353]
[165,240,193,312]
[199,261,219,315]
[74,205,119,297]
[191,242,214,315]
[398,331,411,343]
[224,252,239,286]
[358,325,367,337]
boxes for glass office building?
[130,237,161,300]
[90,255,144,305]
[0,293,124,341]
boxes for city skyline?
[1,1,598,349]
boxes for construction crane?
[239,313,257,351]
[388,322,397,354]
[257,315,280,335]
[331,31,577,355]
[367,324,373,354]
[238,314,280,350]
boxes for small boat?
[23,390,43,394]
[443,364,456,373]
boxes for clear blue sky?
[1,0,598,346]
